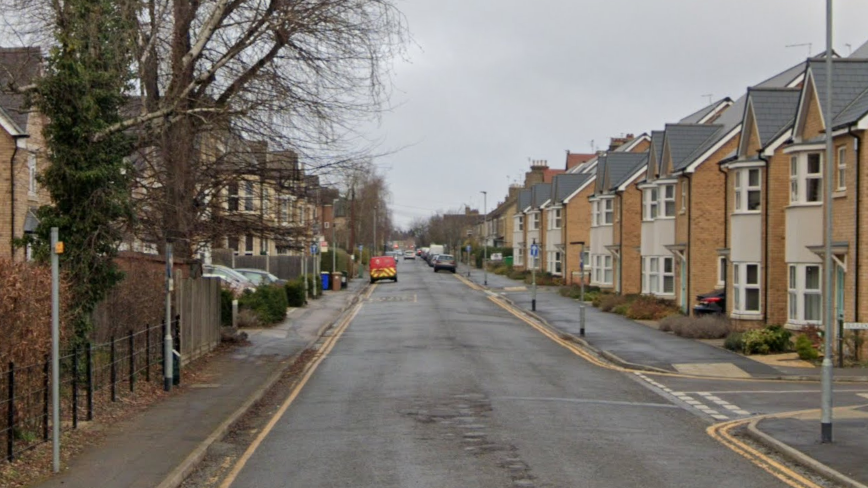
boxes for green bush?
[738,325,792,355]
[724,332,744,352]
[599,293,629,312]
[220,288,234,326]
[284,279,306,307]
[625,295,680,321]
[239,284,289,325]
[795,334,819,360]
[612,303,630,316]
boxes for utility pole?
[164,239,174,392]
[373,205,378,257]
[481,191,488,286]
[333,199,338,277]
[350,187,356,277]
[571,241,586,337]
[531,239,538,311]
[820,0,835,444]
[50,227,61,472]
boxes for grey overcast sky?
[368,0,868,228]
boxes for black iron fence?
[1,316,179,462]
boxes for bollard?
[580,305,586,337]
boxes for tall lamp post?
[481,191,488,286]
[373,205,378,256]
[332,199,338,276]
[820,0,835,444]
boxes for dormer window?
[789,153,822,205]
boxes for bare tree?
[3,0,407,258]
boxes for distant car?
[693,289,725,316]
[416,249,422,256]
[369,255,398,283]
[202,264,256,295]
[403,250,416,260]
[433,254,456,273]
[235,268,287,286]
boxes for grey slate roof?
[517,189,532,212]
[807,59,868,128]
[663,124,723,172]
[0,47,42,132]
[755,60,806,88]
[747,87,801,147]
[851,40,868,59]
[552,173,592,202]
[650,130,665,167]
[606,153,648,191]
[531,183,552,208]
[679,98,730,124]
[594,154,608,194]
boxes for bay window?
[837,145,846,191]
[602,199,614,224]
[531,212,540,230]
[734,168,761,212]
[554,208,562,229]
[592,200,600,226]
[788,264,822,323]
[643,188,658,221]
[593,254,612,285]
[733,263,760,313]
[789,153,823,204]
[643,256,674,295]
[660,184,675,217]
[805,154,822,202]
[548,251,562,275]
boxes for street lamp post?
[481,191,488,286]
[332,199,338,277]
[820,0,835,444]
[373,205,378,256]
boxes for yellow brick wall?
[682,135,738,314]
[617,184,643,294]
[563,184,593,285]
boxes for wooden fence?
[211,249,315,281]
[175,276,222,364]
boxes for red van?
[369,256,398,284]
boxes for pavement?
[30,277,366,488]
[458,264,868,488]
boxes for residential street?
[216,261,800,488]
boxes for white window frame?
[680,180,687,212]
[602,199,613,225]
[548,251,562,275]
[516,215,524,232]
[643,188,658,221]
[27,154,37,197]
[805,153,822,203]
[554,208,562,229]
[591,200,599,226]
[662,257,674,294]
[643,256,673,295]
[717,256,726,287]
[515,247,524,266]
[733,262,761,313]
[788,264,822,324]
[789,156,799,203]
[660,184,675,218]
[244,181,255,211]
[734,168,761,213]
[531,212,540,230]
[837,145,846,191]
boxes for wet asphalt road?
[226,260,791,488]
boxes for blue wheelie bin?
[321,272,330,291]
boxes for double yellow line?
[218,285,371,488]
[472,281,826,488]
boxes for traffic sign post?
[466,245,472,277]
[530,242,539,311]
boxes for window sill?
[786,202,823,209]
[731,210,761,216]
[833,191,846,199]
[730,312,764,320]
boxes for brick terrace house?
[512,188,532,269]
[772,58,868,332]
[0,47,49,261]
[552,173,594,285]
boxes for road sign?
[311,244,318,255]
[530,243,539,258]
[466,245,471,253]
[358,244,363,251]
[844,322,868,330]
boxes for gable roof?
[594,154,608,193]
[851,40,868,59]
[662,124,723,172]
[679,97,732,124]
[803,59,868,130]
[607,153,648,191]
[0,47,42,132]
[552,173,592,203]
[565,152,594,171]
[517,189,533,212]
[746,87,801,147]
[531,183,551,209]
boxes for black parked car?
[693,289,725,316]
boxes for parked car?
[433,254,456,273]
[235,268,287,286]
[369,255,398,283]
[403,250,416,260]
[427,254,439,267]
[202,264,256,295]
[693,289,725,316]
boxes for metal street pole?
[580,243,586,337]
[302,245,308,301]
[481,191,488,286]
[50,228,60,472]
[820,0,835,444]
[164,240,173,392]
[333,199,338,278]
[531,239,537,312]
[373,206,378,257]
[313,242,318,298]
